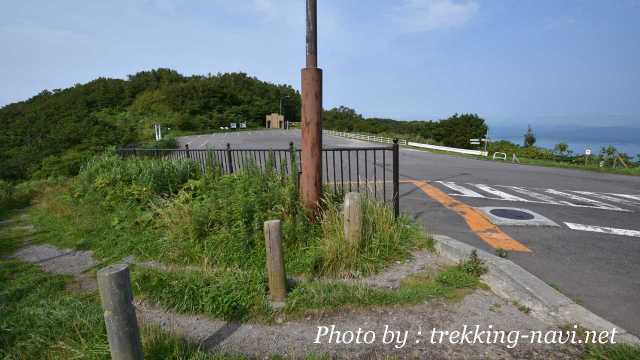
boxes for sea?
[490,126,640,158]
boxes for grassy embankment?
[23,151,496,324]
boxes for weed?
[512,301,531,314]
[582,343,640,360]
[459,250,488,277]
[495,248,508,258]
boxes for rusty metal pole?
[301,0,323,215]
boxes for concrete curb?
[433,234,640,344]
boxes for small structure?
[266,113,285,129]
[153,123,162,141]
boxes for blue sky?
[1,0,639,127]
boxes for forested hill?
[0,69,301,180]
[0,68,487,181]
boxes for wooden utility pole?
[301,0,323,215]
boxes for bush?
[0,179,47,215]
[31,148,94,179]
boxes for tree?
[553,143,569,156]
[0,69,303,180]
[523,125,536,147]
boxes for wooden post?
[264,220,287,305]
[301,0,323,215]
[97,264,144,360]
[343,192,363,247]
[226,143,234,174]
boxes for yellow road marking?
[403,180,531,252]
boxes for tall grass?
[75,153,201,206]
[318,196,432,277]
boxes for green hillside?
[0,69,300,180]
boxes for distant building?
[266,113,285,129]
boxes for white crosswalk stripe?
[544,189,629,212]
[497,186,568,205]
[564,223,640,238]
[433,181,636,212]
[436,181,485,198]
[606,193,640,203]
[573,192,640,206]
[472,184,531,202]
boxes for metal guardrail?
[117,142,401,217]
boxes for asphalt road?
[179,130,640,336]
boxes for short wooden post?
[343,192,363,247]
[264,220,287,305]
[226,143,234,174]
[97,264,144,360]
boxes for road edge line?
[432,234,640,344]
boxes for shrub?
[31,149,93,179]
[0,179,47,215]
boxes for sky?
[1,0,639,128]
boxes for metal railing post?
[226,143,234,174]
[393,139,400,219]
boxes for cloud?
[393,0,479,32]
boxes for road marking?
[606,193,640,203]
[433,181,635,212]
[437,181,485,198]
[573,192,640,206]
[472,184,531,202]
[544,189,629,212]
[498,186,567,205]
[408,180,531,252]
[564,223,640,238]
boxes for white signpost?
[230,123,237,129]
[153,124,162,141]
[240,122,247,129]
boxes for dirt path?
[8,239,585,359]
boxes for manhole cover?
[489,208,535,220]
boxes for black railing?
[117,140,400,217]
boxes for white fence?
[408,142,488,156]
[323,130,408,146]
[324,130,488,157]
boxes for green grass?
[0,258,239,359]
[582,343,640,360]
[405,144,640,177]
[25,153,442,324]
[31,153,431,276]
[516,157,640,176]
[131,259,483,322]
